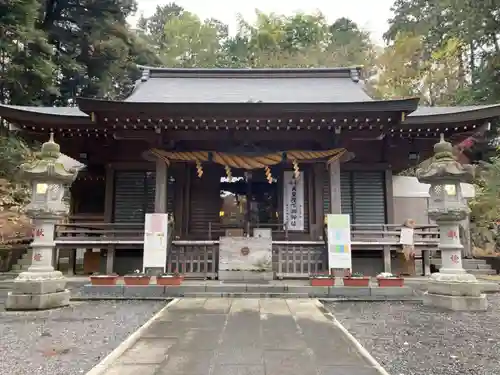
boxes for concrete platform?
[81,281,417,300]
[91,298,385,375]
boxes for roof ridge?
[135,65,363,80]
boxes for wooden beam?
[161,130,338,142]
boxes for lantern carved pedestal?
[6,134,79,310]
[416,134,487,311]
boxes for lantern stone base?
[423,291,487,311]
[5,290,70,310]
[424,275,488,311]
[5,271,70,311]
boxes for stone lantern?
[6,133,79,310]
[416,134,487,311]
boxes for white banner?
[143,213,169,273]
[283,171,304,231]
[327,214,352,271]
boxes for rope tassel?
[264,166,273,184]
[292,160,300,179]
[196,161,203,178]
[225,165,232,180]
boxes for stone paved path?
[100,298,381,375]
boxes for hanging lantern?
[264,166,273,184]
[292,160,300,179]
[196,161,203,178]
[225,165,232,180]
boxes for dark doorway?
[219,169,279,235]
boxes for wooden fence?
[272,241,326,278]
[54,221,440,278]
[167,241,218,279]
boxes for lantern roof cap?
[416,134,475,184]
[18,134,78,183]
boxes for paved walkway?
[100,298,381,375]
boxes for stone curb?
[314,300,391,375]
[84,298,179,375]
[71,295,424,302]
[80,284,418,299]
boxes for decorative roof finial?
[40,132,60,161]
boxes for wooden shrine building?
[1,66,500,277]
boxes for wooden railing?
[55,223,145,246]
[55,222,439,249]
[272,241,326,279]
[168,241,218,279]
[350,224,439,250]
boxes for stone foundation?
[423,292,488,311]
[218,236,272,281]
[6,289,70,310]
[5,271,70,310]
[218,270,274,281]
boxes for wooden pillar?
[328,160,341,214]
[154,158,168,213]
[384,169,395,224]
[105,245,115,274]
[313,164,325,240]
[383,246,392,273]
[104,165,114,223]
[67,249,76,275]
[422,250,431,276]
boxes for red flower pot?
[156,276,183,286]
[311,278,334,287]
[377,278,404,287]
[123,276,151,286]
[90,276,118,286]
[343,277,370,287]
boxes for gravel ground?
[0,300,165,375]
[325,295,500,375]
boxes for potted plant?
[156,271,183,286]
[90,272,119,286]
[343,272,370,287]
[123,269,151,286]
[310,273,334,287]
[376,272,404,287]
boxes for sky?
[131,0,396,45]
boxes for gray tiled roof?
[408,104,500,117]
[0,104,87,117]
[125,76,373,103]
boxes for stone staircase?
[416,258,497,276]
[10,248,32,273]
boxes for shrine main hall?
[1,66,499,277]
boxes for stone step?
[468,269,497,276]
[0,282,13,290]
[415,266,496,276]
[17,258,31,266]
[430,260,490,266]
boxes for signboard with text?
[283,171,304,231]
[143,213,168,273]
[327,214,352,271]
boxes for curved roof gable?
[405,104,500,124]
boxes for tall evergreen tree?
[0,0,56,105]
